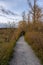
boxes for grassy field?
[0,28,20,65]
[25,22,43,64]
[0,21,43,65]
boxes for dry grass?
[25,32,43,64]
[0,28,20,65]
[25,22,43,64]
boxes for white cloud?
[0,0,23,24]
[0,1,8,8]
[0,16,8,23]
[0,13,22,24]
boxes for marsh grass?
[25,22,43,64]
[0,28,20,65]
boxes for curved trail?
[9,36,41,65]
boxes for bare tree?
[27,0,42,23]
[27,13,30,23]
[22,11,26,21]
[27,0,37,23]
[34,0,37,23]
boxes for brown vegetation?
[25,22,43,64]
[0,28,20,65]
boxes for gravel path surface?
[9,36,41,65]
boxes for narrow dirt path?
[9,36,41,65]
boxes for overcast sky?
[0,0,43,23]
